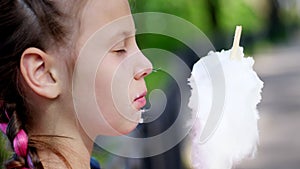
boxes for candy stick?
[230,26,242,60]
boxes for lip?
[133,91,147,109]
[134,91,147,102]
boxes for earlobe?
[20,48,60,99]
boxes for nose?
[134,52,153,80]
[134,67,152,80]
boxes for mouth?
[133,91,147,110]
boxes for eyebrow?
[121,29,137,36]
[116,29,137,38]
[109,28,137,47]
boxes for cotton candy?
[188,27,264,169]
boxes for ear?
[20,48,61,99]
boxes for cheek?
[94,56,140,135]
[95,57,125,114]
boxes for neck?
[36,135,92,169]
[29,106,94,169]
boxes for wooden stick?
[230,26,242,60]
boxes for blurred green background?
[1,0,300,168]
[132,0,299,53]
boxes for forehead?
[78,0,134,47]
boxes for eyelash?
[114,49,127,55]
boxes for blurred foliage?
[132,0,300,52]
[0,134,11,168]
[133,0,266,34]
[218,0,266,33]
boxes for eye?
[112,40,127,56]
[115,49,126,53]
[113,48,127,55]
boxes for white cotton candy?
[188,47,264,169]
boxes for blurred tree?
[206,0,220,30]
[267,0,286,42]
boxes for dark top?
[90,157,101,169]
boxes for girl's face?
[74,0,152,136]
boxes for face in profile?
[73,0,153,137]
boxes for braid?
[0,102,34,169]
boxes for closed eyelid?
[112,40,126,49]
[110,33,137,53]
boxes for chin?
[115,122,139,136]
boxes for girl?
[0,0,152,169]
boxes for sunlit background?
[1,0,300,168]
